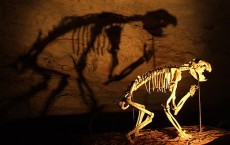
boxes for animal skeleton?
[119,59,212,143]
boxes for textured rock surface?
[91,126,230,145]
[0,0,230,127]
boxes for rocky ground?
[88,125,230,145]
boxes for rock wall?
[0,0,229,122]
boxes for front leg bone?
[162,104,192,139]
[164,75,192,139]
[174,85,198,115]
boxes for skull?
[189,59,212,82]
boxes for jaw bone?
[189,59,212,82]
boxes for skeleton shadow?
[104,10,177,84]
[3,9,177,117]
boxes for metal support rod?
[198,81,202,132]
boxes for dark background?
[0,0,230,144]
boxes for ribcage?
[70,20,129,58]
[71,23,109,55]
[130,67,177,94]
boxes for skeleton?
[119,59,212,143]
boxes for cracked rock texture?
[0,0,229,125]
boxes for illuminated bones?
[119,59,212,143]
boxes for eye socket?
[198,64,206,68]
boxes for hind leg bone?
[126,98,154,143]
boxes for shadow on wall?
[1,9,177,117]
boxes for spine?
[128,67,175,95]
[124,65,189,99]
[130,71,152,93]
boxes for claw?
[179,130,192,138]
[195,85,199,89]
[127,134,134,144]
[135,132,144,137]
[171,104,177,111]
[161,104,168,109]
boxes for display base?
[89,125,230,145]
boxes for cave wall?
[0,0,229,123]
